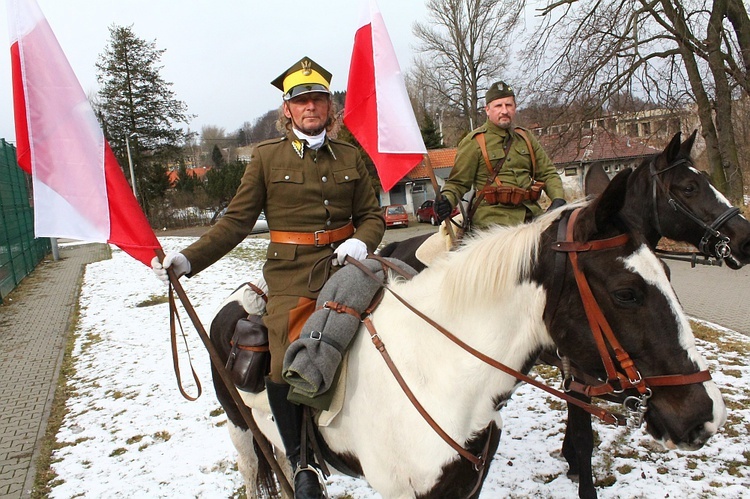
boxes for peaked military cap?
[485,81,515,104]
[271,56,332,101]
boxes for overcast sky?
[0,0,428,143]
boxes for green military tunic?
[182,131,385,381]
[441,119,565,228]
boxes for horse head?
[626,130,750,267]
[540,171,726,450]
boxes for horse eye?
[613,289,640,305]
[682,183,698,196]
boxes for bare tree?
[412,0,525,135]
[522,0,749,203]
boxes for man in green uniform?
[152,56,385,498]
[435,81,565,228]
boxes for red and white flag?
[8,0,161,266]
[344,0,426,192]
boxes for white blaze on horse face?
[688,166,734,209]
[621,245,697,357]
[621,245,726,432]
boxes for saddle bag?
[226,315,270,393]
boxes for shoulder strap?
[514,127,537,178]
[474,132,513,187]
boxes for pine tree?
[96,24,192,212]
[420,113,443,149]
[211,145,225,168]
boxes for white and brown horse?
[377,130,749,499]
[212,169,726,498]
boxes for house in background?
[378,148,456,214]
[538,131,661,199]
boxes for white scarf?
[293,128,326,150]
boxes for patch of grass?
[216,420,227,428]
[109,448,127,457]
[595,475,616,487]
[55,437,94,450]
[691,320,750,355]
[616,464,633,474]
[656,466,669,475]
[721,369,743,378]
[210,407,225,417]
[126,435,144,445]
[153,430,171,442]
[136,294,169,307]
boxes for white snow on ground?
[49,237,750,498]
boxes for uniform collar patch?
[292,139,305,158]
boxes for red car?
[382,204,409,228]
[416,200,458,225]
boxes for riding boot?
[266,379,325,499]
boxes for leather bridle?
[650,158,739,259]
[550,208,711,425]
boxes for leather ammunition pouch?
[481,181,545,206]
[226,315,270,393]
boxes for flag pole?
[158,250,294,497]
[423,154,457,245]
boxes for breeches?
[263,295,316,383]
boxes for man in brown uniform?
[435,81,565,228]
[153,57,384,498]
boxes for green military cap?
[271,56,332,101]
[485,81,515,104]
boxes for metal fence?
[0,138,50,303]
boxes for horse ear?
[584,162,610,197]
[681,129,698,157]
[576,168,633,239]
[663,132,682,165]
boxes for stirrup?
[293,464,329,499]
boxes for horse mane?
[421,203,586,312]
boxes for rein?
[650,158,739,259]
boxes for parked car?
[382,204,409,228]
[416,200,459,226]
[250,212,268,234]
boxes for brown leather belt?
[269,221,354,246]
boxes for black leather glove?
[547,198,567,212]
[434,197,453,221]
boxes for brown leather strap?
[168,284,202,401]
[270,221,354,246]
[361,316,489,467]
[246,281,268,302]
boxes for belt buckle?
[313,229,327,247]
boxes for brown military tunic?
[182,131,385,381]
[441,119,565,228]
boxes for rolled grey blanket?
[283,257,415,399]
